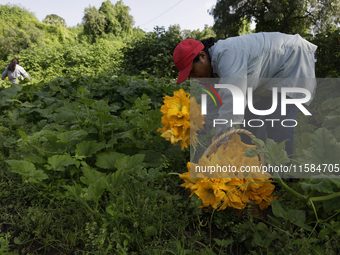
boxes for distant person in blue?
[1,58,31,84]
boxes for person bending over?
[173,32,317,159]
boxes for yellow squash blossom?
[189,97,205,145]
[179,134,276,211]
[158,89,204,150]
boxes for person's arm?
[18,66,31,82]
[1,66,8,80]
[213,47,248,138]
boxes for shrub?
[120,25,183,78]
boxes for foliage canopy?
[83,0,134,41]
[98,0,121,35]
[0,4,76,61]
[209,0,340,38]
[181,24,216,40]
[83,6,106,42]
[120,25,183,79]
[43,14,67,27]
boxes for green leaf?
[18,129,27,140]
[106,169,124,191]
[0,83,22,97]
[63,183,83,201]
[299,179,333,194]
[272,200,312,231]
[75,140,106,157]
[95,112,116,123]
[134,94,151,112]
[13,237,22,245]
[322,97,340,110]
[300,128,340,166]
[80,165,106,185]
[28,170,49,183]
[264,138,290,166]
[213,238,233,247]
[252,138,265,148]
[87,177,107,201]
[292,239,303,245]
[96,151,126,169]
[323,197,340,213]
[256,222,268,232]
[112,129,137,140]
[301,132,313,147]
[245,148,259,158]
[109,104,120,113]
[80,98,96,106]
[6,160,36,175]
[287,209,312,231]
[45,155,79,171]
[323,109,340,128]
[106,205,117,217]
[318,228,331,240]
[106,138,118,148]
[307,238,319,244]
[254,233,262,246]
[91,100,110,112]
[57,130,88,143]
[271,200,287,218]
[6,160,48,183]
[77,86,91,98]
[21,101,37,109]
[23,155,46,165]
[115,154,145,170]
[334,126,340,142]
[331,221,340,232]
[312,245,324,255]
[140,150,163,167]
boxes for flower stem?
[310,191,340,202]
[273,172,306,200]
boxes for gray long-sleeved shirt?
[203,32,317,137]
[2,64,31,84]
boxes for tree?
[82,6,106,41]
[120,25,182,78]
[309,0,340,33]
[238,18,252,35]
[0,25,44,61]
[182,24,216,40]
[83,1,134,38]
[0,4,40,31]
[209,0,340,38]
[43,14,67,27]
[114,0,134,34]
[98,0,120,34]
[308,26,340,77]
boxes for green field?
[1,2,340,254]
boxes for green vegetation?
[7,39,123,81]
[120,25,182,79]
[0,4,76,55]
[43,14,67,27]
[210,0,340,38]
[0,1,340,254]
[307,27,340,78]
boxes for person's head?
[8,58,19,72]
[173,37,215,84]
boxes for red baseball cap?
[173,39,204,84]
